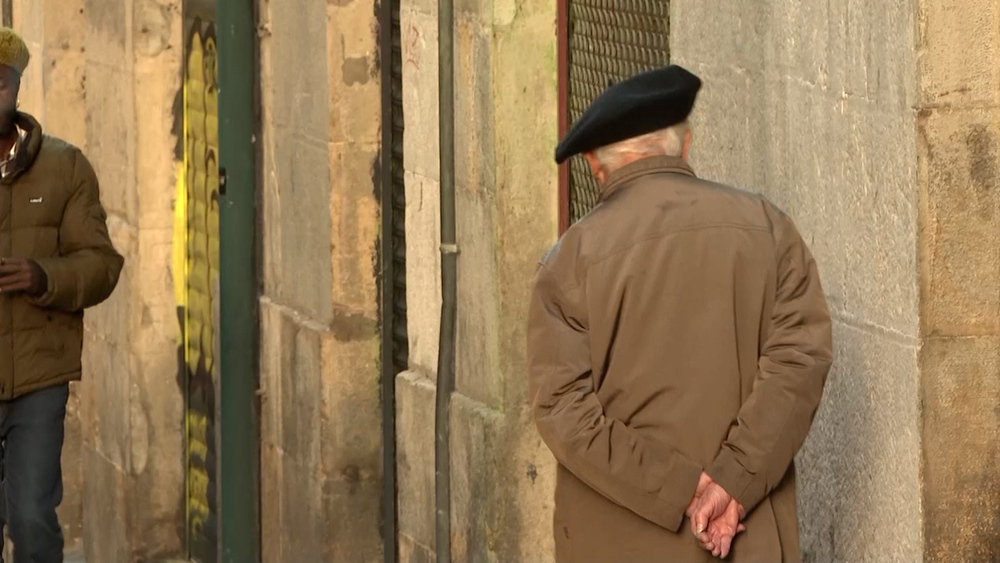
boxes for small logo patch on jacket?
[28,197,42,204]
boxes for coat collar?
[599,155,697,202]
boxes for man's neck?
[0,116,19,155]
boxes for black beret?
[555,65,702,164]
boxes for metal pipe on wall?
[434,0,457,557]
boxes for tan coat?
[527,156,833,562]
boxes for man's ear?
[583,152,607,183]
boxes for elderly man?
[527,65,832,562]
[0,29,123,561]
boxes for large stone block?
[330,142,380,312]
[396,371,436,550]
[321,472,383,562]
[258,298,286,448]
[449,393,505,563]
[796,319,921,562]
[675,64,919,338]
[82,446,131,563]
[492,0,558,406]
[260,442,284,563]
[672,0,920,338]
[278,455,326,562]
[403,171,441,375]
[918,107,1000,336]
[922,335,1000,562]
[278,311,324,470]
[12,0,43,42]
[41,48,87,148]
[507,409,556,563]
[128,347,185,559]
[319,330,383,562]
[400,6,440,182]
[918,0,1000,108]
[329,1,381,145]
[85,0,129,67]
[455,182,502,406]
[85,60,137,221]
[454,17,495,196]
[81,337,133,472]
[261,135,333,324]
[266,0,328,144]
[400,533,435,563]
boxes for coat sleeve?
[527,264,703,533]
[29,149,124,312]
[707,206,833,514]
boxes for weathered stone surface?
[84,60,136,221]
[492,0,558,409]
[400,5,440,182]
[449,394,504,563]
[917,2,1000,561]
[797,320,921,562]
[399,0,559,559]
[672,0,919,337]
[396,371,436,551]
[260,134,333,323]
[508,409,557,563]
[82,448,131,563]
[402,171,441,375]
[922,335,1000,562]
[400,533,435,563]
[918,0,1000,108]
[259,442,284,563]
[918,107,1000,336]
[320,330,383,563]
[672,3,922,560]
[399,2,443,377]
[329,1,380,144]
[83,0,127,66]
[257,1,384,559]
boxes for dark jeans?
[0,384,68,563]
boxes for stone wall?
[917,0,1000,561]
[12,0,185,560]
[671,2,923,560]
[256,0,384,560]
[396,0,559,559]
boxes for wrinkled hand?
[698,499,745,558]
[0,257,47,296]
[686,473,746,559]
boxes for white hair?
[594,121,691,170]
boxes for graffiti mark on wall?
[174,14,220,563]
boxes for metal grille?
[566,0,669,224]
[390,0,409,373]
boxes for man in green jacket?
[0,29,123,561]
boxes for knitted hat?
[0,28,29,75]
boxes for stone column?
[396,0,559,559]
[257,0,383,559]
[918,1,1000,560]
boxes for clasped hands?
[685,472,746,559]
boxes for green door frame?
[216,0,260,561]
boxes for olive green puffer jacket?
[0,112,123,399]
